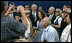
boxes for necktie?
[33,13,35,21]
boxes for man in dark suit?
[30,4,38,27]
[48,7,56,24]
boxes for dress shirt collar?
[49,13,54,16]
[44,25,51,32]
[51,13,54,16]
[49,13,54,19]
[32,11,36,14]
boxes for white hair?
[31,4,37,8]
[49,7,55,11]
[45,17,51,25]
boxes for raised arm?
[17,6,28,30]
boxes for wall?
[8,1,71,13]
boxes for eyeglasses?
[55,11,60,12]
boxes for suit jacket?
[30,11,38,27]
[51,14,56,24]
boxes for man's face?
[31,6,37,11]
[9,4,14,10]
[48,9,54,15]
[25,5,29,10]
[15,16,20,21]
[42,18,47,28]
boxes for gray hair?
[31,4,37,8]
[49,7,55,11]
[45,17,51,25]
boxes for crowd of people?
[1,1,71,42]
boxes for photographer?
[5,2,16,18]
[1,1,28,42]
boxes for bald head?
[48,7,55,15]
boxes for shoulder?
[37,21,40,26]
[48,25,57,33]
[1,15,10,25]
[64,24,71,31]
[58,17,62,21]
[37,21,39,23]
[59,17,62,19]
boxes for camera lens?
[15,7,17,10]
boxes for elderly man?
[30,4,38,27]
[41,17,59,42]
[48,7,56,24]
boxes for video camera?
[10,2,19,12]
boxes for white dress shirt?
[41,25,59,42]
[32,11,37,21]
[60,24,71,42]
[54,16,62,25]
[49,14,54,20]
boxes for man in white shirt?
[41,17,59,42]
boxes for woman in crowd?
[37,11,46,28]
[60,8,71,36]
[24,10,32,40]
[51,8,63,39]
[60,12,71,42]
[60,9,68,35]
[32,10,46,42]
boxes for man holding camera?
[1,1,28,42]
